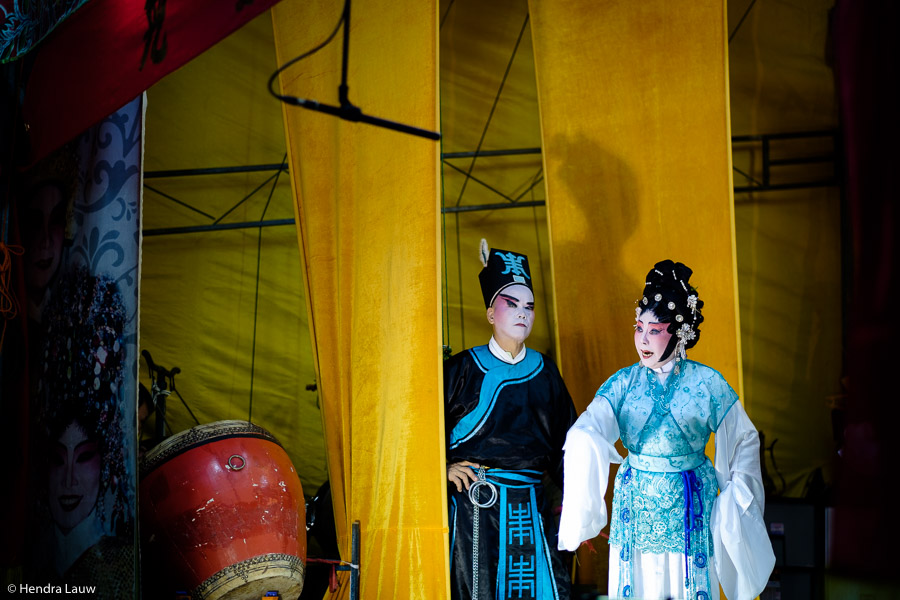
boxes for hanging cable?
[440,0,456,30]
[267,3,346,103]
[729,0,757,43]
[527,168,552,338]
[454,212,466,350]
[452,13,531,352]
[439,96,453,354]
[452,13,529,209]
[248,154,287,423]
[267,0,440,140]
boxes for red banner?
[22,0,281,165]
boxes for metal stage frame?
[142,129,841,237]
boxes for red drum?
[140,420,306,599]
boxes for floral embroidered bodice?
[604,360,737,462]
[598,361,738,553]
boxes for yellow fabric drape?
[528,0,740,588]
[272,1,447,598]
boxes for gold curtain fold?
[528,0,741,401]
[528,0,740,589]
[272,1,448,598]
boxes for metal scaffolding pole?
[141,130,840,235]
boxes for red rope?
[0,241,24,352]
[306,557,349,593]
[306,558,346,565]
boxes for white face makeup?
[48,422,101,533]
[487,284,535,351]
[634,309,674,369]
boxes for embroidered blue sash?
[627,448,706,473]
[472,468,558,600]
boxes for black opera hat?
[477,239,533,309]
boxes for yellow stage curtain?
[272,1,448,598]
[528,0,740,589]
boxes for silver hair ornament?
[675,322,696,360]
[687,294,698,317]
[676,322,696,343]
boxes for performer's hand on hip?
[447,461,482,492]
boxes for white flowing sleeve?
[711,401,776,600]
[557,396,623,551]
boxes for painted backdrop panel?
[21,96,142,595]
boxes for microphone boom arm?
[273,0,441,141]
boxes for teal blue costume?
[558,360,775,600]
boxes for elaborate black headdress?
[637,259,705,361]
[37,265,128,528]
[478,239,533,309]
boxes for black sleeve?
[443,352,470,449]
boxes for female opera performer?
[32,265,133,590]
[557,260,775,600]
[445,241,577,600]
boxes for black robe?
[445,344,576,600]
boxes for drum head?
[141,420,281,477]
[196,553,305,600]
